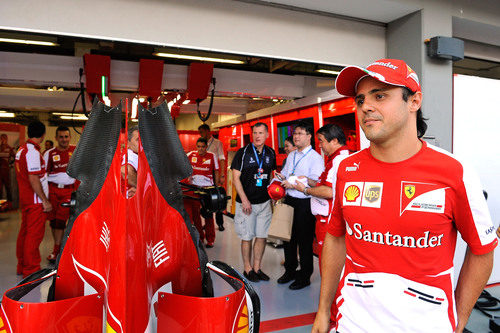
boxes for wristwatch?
[303,187,308,195]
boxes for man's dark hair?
[28,121,46,139]
[252,122,268,132]
[56,125,70,135]
[294,121,313,135]
[317,124,346,145]
[198,124,210,131]
[197,137,208,145]
[46,140,53,146]
[128,125,139,141]
[284,136,294,146]
[402,87,427,138]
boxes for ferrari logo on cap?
[404,185,415,199]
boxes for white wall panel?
[0,0,385,66]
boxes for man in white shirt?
[275,121,324,290]
[199,124,227,231]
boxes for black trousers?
[215,211,224,227]
[283,195,316,281]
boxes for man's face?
[252,125,269,147]
[56,131,71,150]
[199,128,210,140]
[355,77,421,145]
[45,141,52,150]
[197,142,207,155]
[283,140,296,155]
[293,127,311,149]
[318,133,336,156]
[128,130,139,153]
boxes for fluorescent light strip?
[0,37,57,46]
[316,69,341,75]
[0,113,15,118]
[53,112,86,116]
[60,116,88,120]
[154,52,244,64]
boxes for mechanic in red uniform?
[44,126,77,262]
[312,59,497,333]
[15,121,52,277]
[184,137,219,248]
[0,133,15,206]
[293,124,349,261]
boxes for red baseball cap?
[267,182,285,200]
[335,59,421,96]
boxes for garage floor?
[0,210,498,332]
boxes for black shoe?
[218,225,225,231]
[277,270,296,284]
[255,269,270,281]
[243,270,260,282]
[289,279,310,290]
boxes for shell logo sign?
[235,304,249,333]
[344,185,360,202]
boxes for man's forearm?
[28,175,48,202]
[127,165,137,187]
[454,249,494,332]
[307,185,333,199]
[317,233,346,314]
[232,172,249,203]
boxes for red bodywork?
[1,103,253,333]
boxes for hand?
[294,181,306,192]
[282,180,294,189]
[311,310,331,333]
[128,186,137,197]
[274,172,285,181]
[496,226,500,239]
[218,175,226,186]
[242,199,252,215]
[42,200,53,213]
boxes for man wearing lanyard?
[231,122,276,282]
[199,124,226,231]
[276,121,324,290]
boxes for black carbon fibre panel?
[138,102,213,297]
[56,100,121,265]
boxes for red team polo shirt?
[44,145,76,186]
[328,141,497,332]
[15,140,48,207]
[187,151,219,187]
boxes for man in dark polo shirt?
[231,122,276,282]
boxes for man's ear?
[409,91,423,113]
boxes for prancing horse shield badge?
[404,185,415,199]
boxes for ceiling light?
[60,115,88,120]
[154,52,245,64]
[0,37,58,46]
[272,99,279,102]
[131,118,138,122]
[53,112,85,116]
[0,112,15,118]
[316,69,341,75]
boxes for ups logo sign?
[364,186,381,202]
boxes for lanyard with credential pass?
[291,147,312,176]
[252,144,265,187]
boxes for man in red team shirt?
[312,59,497,333]
[44,126,77,262]
[15,121,52,277]
[0,133,15,206]
[184,137,219,248]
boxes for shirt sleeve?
[327,171,346,237]
[217,141,225,161]
[43,150,51,172]
[230,148,244,171]
[26,149,43,175]
[212,153,219,170]
[280,152,292,178]
[309,153,325,181]
[454,162,498,255]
